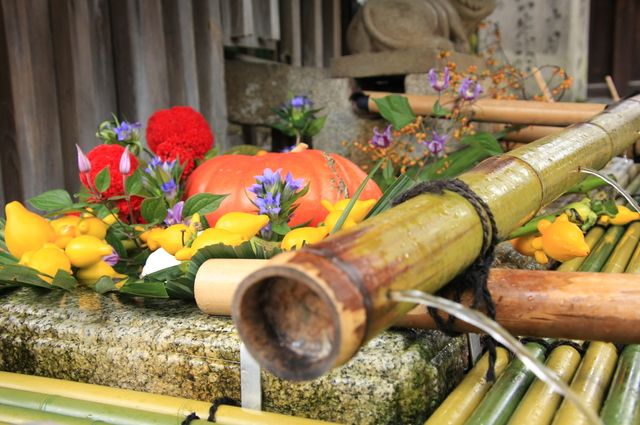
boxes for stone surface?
[225,60,386,155]
[480,0,590,100]
[0,287,468,425]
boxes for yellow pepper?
[77,217,109,239]
[4,201,56,259]
[598,205,640,226]
[214,212,269,239]
[321,198,377,232]
[140,227,164,251]
[19,244,72,283]
[76,260,126,285]
[175,228,246,261]
[50,215,81,235]
[65,235,113,268]
[510,233,538,257]
[152,224,193,255]
[281,227,329,251]
[532,214,590,264]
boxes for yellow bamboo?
[423,348,510,425]
[0,372,339,425]
[551,342,618,425]
[506,345,581,425]
[231,95,640,381]
[602,222,640,272]
[366,92,606,126]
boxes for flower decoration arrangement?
[271,95,327,145]
[0,105,382,300]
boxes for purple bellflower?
[428,67,450,92]
[255,168,282,190]
[114,121,142,142]
[458,78,483,101]
[290,95,312,109]
[254,192,282,215]
[102,249,120,267]
[370,125,393,148]
[164,201,185,226]
[424,131,448,157]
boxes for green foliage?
[27,190,73,213]
[94,167,111,193]
[183,193,228,217]
[372,95,416,130]
[140,197,167,223]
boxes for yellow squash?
[4,201,56,259]
[214,212,269,239]
[65,235,113,268]
[281,227,329,251]
[532,214,590,263]
[19,244,72,283]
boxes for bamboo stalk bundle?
[365,92,606,126]
[578,226,626,272]
[506,345,581,425]
[602,222,640,272]
[463,343,546,425]
[396,269,640,343]
[0,372,337,425]
[600,345,640,425]
[231,94,640,380]
[423,348,510,425]
[550,342,618,425]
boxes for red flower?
[79,144,143,222]
[146,106,214,178]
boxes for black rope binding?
[181,413,200,425]
[393,179,500,380]
[208,397,241,422]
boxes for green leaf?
[141,197,167,223]
[222,145,266,156]
[27,189,73,213]
[94,276,118,294]
[204,146,220,160]
[50,269,78,291]
[331,160,383,234]
[119,279,169,298]
[124,169,145,196]
[94,167,111,193]
[367,173,415,218]
[0,264,51,289]
[372,95,416,130]
[105,229,127,258]
[460,132,503,156]
[183,193,227,217]
[305,116,327,137]
[271,221,291,236]
[432,100,450,118]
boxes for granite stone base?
[0,287,468,425]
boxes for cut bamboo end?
[232,251,367,381]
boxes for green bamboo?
[0,387,198,425]
[602,222,640,272]
[557,227,606,272]
[463,343,546,425]
[508,215,556,239]
[625,241,640,273]
[424,348,510,425]
[551,342,618,425]
[231,95,640,380]
[506,345,581,425]
[0,403,105,424]
[578,226,626,272]
[624,173,640,200]
[600,345,640,425]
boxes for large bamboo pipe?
[363,92,606,126]
[196,264,640,343]
[232,95,640,381]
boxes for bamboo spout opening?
[232,254,368,381]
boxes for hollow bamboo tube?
[463,342,546,425]
[600,345,640,425]
[556,227,606,272]
[625,242,640,273]
[232,95,640,381]
[0,403,103,424]
[366,92,606,126]
[396,269,640,343]
[506,345,581,425]
[195,259,267,315]
[0,372,338,425]
[551,342,618,425]
[496,124,562,143]
[195,264,640,343]
[424,348,510,425]
[602,222,640,272]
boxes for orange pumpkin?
[185,149,382,227]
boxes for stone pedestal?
[0,287,468,425]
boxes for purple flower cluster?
[370,125,393,149]
[113,121,141,142]
[458,78,483,101]
[164,201,185,226]
[248,168,308,239]
[423,131,448,157]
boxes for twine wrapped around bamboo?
[232,95,640,381]
[365,92,606,126]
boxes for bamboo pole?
[0,372,338,425]
[396,269,640,342]
[551,342,618,425]
[0,404,102,424]
[506,345,581,425]
[423,348,510,425]
[365,92,606,126]
[531,67,555,103]
[600,345,640,425]
[231,94,640,381]
[602,222,640,272]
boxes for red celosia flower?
[146,106,214,178]
[79,144,142,222]
[147,106,213,178]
